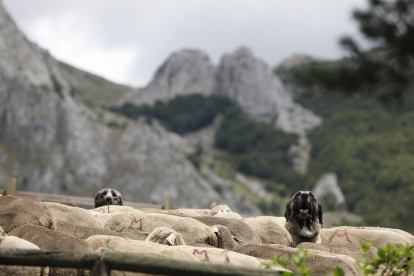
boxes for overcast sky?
[3,0,369,87]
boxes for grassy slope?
[58,61,132,106]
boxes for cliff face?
[120,47,322,136]
[120,49,216,106]
[0,1,261,215]
[217,47,322,136]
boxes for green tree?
[294,0,414,104]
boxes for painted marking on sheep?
[96,208,106,214]
[128,218,143,231]
[327,245,347,255]
[29,233,42,244]
[328,229,353,244]
[192,249,210,262]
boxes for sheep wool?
[214,212,242,219]
[103,212,218,247]
[320,227,411,249]
[56,220,148,241]
[159,209,201,217]
[298,242,378,261]
[328,226,414,245]
[8,224,94,252]
[145,227,186,246]
[87,235,199,261]
[91,205,136,214]
[0,196,56,232]
[41,202,102,228]
[0,238,47,276]
[242,216,292,246]
[207,205,232,216]
[192,216,261,245]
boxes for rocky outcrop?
[312,173,346,210]
[121,47,322,136]
[217,47,322,136]
[120,49,216,106]
[0,1,260,214]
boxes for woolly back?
[242,216,292,246]
[41,202,101,228]
[0,196,56,232]
[56,220,148,241]
[320,227,411,249]
[192,216,260,245]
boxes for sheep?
[190,216,261,245]
[17,195,42,202]
[212,224,359,276]
[102,212,218,247]
[145,227,186,246]
[8,224,94,252]
[242,216,292,246]
[91,210,144,226]
[0,235,47,276]
[320,227,411,249]
[0,196,56,232]
[207,204,232,216]
[56,220,149,241]
[41,202,101,228]
[214,212,242,219]
[91,205,136,214]
[298,242,378,261]
[327,226,414,245]
[86,235,289,272]
[159,209,201,217]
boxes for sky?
[3,0,370,88]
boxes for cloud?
[3,0,369,87]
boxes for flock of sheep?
[0,194,413,276]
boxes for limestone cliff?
[120,49,216,106]
[0,1,261,214]
[121,47,322,136]
[217,47,322,136]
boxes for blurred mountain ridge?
[0,1,262,215]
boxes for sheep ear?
[166,234,176,246]
[284,201,291,221]
[318,203,323,224]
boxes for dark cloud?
[3,0,368,86]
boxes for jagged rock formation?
[312,173,346,210]
[120,49,216,105]
[120,47,322,136]
[217,47,322,136]
[0,1,260,214]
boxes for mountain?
[120,47,322,137]
[120,49,216,106]
[0,1,261,215]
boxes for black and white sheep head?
[94,188,123,208]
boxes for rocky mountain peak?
[217,46,322,136]
[119,48,216,105]
[0,2,261,215]
[0,2,51,87]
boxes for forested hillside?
[277,59,414,232]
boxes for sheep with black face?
[284,191,323,247]
[94,188,123,208]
